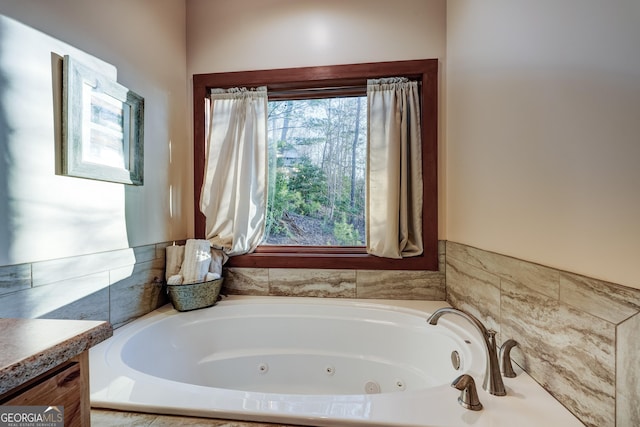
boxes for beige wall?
[446,0,640,289]
[187,0,446,74]
[186,0,448,237]
[0,0,189,265]
[3,0,637,292]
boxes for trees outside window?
[264,97,365,247]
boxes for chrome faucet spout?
[427,307,506,396]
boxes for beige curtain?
[200,87,268,256]
[366,78,423,258]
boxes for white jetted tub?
[90,296,583,427]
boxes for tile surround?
[445,256,501,334]
[30,244,157,287]
[617,313,640,427]
[0,272,110,320]
[223,267,446,300]
[0,243,168,325]
[221,241,447,300]
[268,268,357,297]
[2,239,637,426]
[222,267,269,295]
[0,263,31,296]
[446,241,640,427]
[109,257,166,328]
[356,269,445,300]
[501,279,615,427]
[559,272,640,324]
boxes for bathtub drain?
[257,363,269,374]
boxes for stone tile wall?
[221,241,446,300]
[446,241,640,427]
[0,241,445,327]
[0,242,170,328]
[223,267,446,300]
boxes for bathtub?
[90,296,582,427]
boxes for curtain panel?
[366,78,424,258]
[200,80,423,259]
[200,87,268,256]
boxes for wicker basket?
[166,278,223,312]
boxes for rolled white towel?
[209,248,229,277]
[205,272,220,281]
[165,244,185,281]
[167,274,183,285]
[180,239,212,284]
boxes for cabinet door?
[1,352,90,427]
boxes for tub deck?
[91,296,584,427]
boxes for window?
[193,59,438,270]
[264,97,366,247]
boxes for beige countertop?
[0,318,113,395]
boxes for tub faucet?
[451,374,483,411]
[427,307,506,396]
[500,339,519,378]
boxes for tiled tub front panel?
[446,241,640,427]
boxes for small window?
[193,59,438,270]
[263,97,366,247]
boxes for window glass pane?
[262,97,366,246]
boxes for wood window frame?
[193,59,438,270]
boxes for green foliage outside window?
[263,97,366,246]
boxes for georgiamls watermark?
[0,406,64,427]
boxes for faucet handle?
[451,374,483,411]
[500,339,519,378]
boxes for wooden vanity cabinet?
[0,351,90,427]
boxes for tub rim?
[90,295,584,427]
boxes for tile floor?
[91,409,301,427]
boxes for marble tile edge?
[560,271,640,325]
